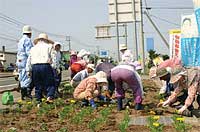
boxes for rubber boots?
[21,88,27,100]
[117,98,123,111]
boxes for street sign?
[146,38,154,52]
[169,29,181,58]
[108,0,141,24]
[99,50,109,58]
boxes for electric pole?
[66,36,71,51]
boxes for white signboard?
[99,50,109,58]
[181,14,198,38]
[108,0,141,24]
[95,25,111,39]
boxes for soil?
[0,79,200,132]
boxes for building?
[0,51,17,67]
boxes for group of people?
[150,57,200,115]
[17,25,63,106]
[17,25,200,115]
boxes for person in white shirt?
[119,44,134,63]
[26,33,56,105]
[52,42,63,97]
[70,64,95,88]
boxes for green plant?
[88,118,104,132]
[7,127,17,132]
[100,107,111,120]
[119,110,130,132]
[147,116,164,132]
[58,105,74,121]
[37,103,55,117]
[56,127,68,132]
[172,115,191,132]
[40,123,48,131]
[71,107,93,124]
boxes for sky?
[0,0,194,59]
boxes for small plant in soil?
[172,115,191,132]
[58,104,75,122]
[119,110,130,132]
[147,116,164,132]
[56,127,68,132]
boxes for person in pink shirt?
[158,67,200,115]
[73,71,108,108]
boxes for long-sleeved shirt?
[72,69,89,82]
[167,68,200,109]
[51,50,62,69]
[73,77,99,99]
[26,41,55,71]
[16,35,33,69]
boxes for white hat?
[87,64,95,71]
[34,33,54,44]
[23,25,32,34]
[54,42,62,48]
[95,71,108,83]
[70,50,77,56]
[120,44,127,51]
[77,49,90,58]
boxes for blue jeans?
[32,64,55,102]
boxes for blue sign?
[146,38,154,51]
[181,37,200,67]
[195,8,200,34]
[99,50,109,58]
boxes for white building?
[0,51,17,67]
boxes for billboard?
[169,29,181,58]
[108,0,141,24]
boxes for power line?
[0,36,18,42]
[144,6,193,10]
[149,14,180,26]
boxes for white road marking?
[0,84,18,88]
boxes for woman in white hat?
[26,33,56,104]
[73,71,108,108]
[16,25,33,100]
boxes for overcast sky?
[0,0,194,59]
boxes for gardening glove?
[178,105,188,114]
[89,99,96,109]
[157,100,170,107]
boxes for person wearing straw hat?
[111,64,143,111]
[155,67,173,96]
[70,63,95,88]
[73,71,108,109]
[157,67,200,116]
[119,44,134,63]
[26,33,55,105]
[16,25,33,100]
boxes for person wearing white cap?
[119,44,134,63]
[52,42,64,97]
[73,71,108,108]
[16,25,33,100]
[70,64,95,88]
[26,33,55,104]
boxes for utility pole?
[139,0,145,73]
[114,0,120,62]
[66,36,71,51]
[124,23,128,47]
[132,0,139,60]
[144,11,169,49]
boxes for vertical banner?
[169,29,181,58]
[146,38,154,52]
[193,0,200,34]
[181,37,200,67]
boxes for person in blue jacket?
[16,25,33,100]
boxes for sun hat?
[54,42,62,47]
[70,50,77,56]
[95,71,108,83]
[77,49,90,58]
[169,66,186,84]
[33,33,54,44]
[156,68,169,78]
[22,25,32,34]
[87,64,95,71]
[120,44,127,51]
